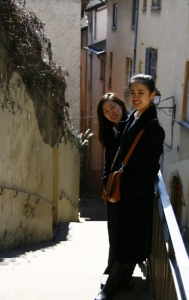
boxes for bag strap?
[121,118,158,168]
[110,146,120,171]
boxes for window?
[99,59,105,81]
[182,61,189,123]
[142,0,147,9]
[132,0,136,27]
[126,57,133,80]
[112,4,117,28]
[138,60,143,73]
[145,47,157,80]
[108,52,113,88]
[151,0,161,7]
[124,57,133,94]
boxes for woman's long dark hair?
[97,93,127,146]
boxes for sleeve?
[125,124,165,197]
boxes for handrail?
[0,185,55,209]
[150,171,189,299]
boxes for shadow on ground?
[79,193,107,221]
[0,193,105,261]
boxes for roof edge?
[85,2,107,12]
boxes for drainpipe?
[89,51,93,188]
[83,31,88,133]
[91,11,94,44]
[82,31,88,187]
[133,0,139,74]
[97,54,106,179]
[94,10,97,44]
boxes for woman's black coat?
[103,104,165,263]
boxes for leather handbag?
[101,118,157,203]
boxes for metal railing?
[0,185,55,209]
[149,171,189,300]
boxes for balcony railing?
[149,171,189,300]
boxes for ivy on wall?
[0,0,89,148]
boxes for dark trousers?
[104,247,136,278]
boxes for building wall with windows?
[136,0,189,229]
[105,0,135,111]
[80,2,107,193]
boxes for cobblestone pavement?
[0,194,152,300]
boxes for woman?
[95,74,165,300]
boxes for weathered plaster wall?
[0,72,54,202]
[58,142,80,222]
[0,71,55,249]
[26,0,81,131]
[0,189,53,250]
[0,39,80,250]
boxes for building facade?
[81,0,107,193]
[105,0,135,110]
[135,0,189,232]
[81,0,189,237]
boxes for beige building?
[105,0,135,110]
[81,0,189,236]
[135,0,189,231]
[81,0,107,193]
[26,0,81,131]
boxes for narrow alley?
[0,195,151,300]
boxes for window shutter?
[145,47,151,74]
[150,49,157,80]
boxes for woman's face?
[102,100,123,125]
[129,83,155,116]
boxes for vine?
[0,0,65,127]
[0,0,93,149]
[0,73,22,114]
